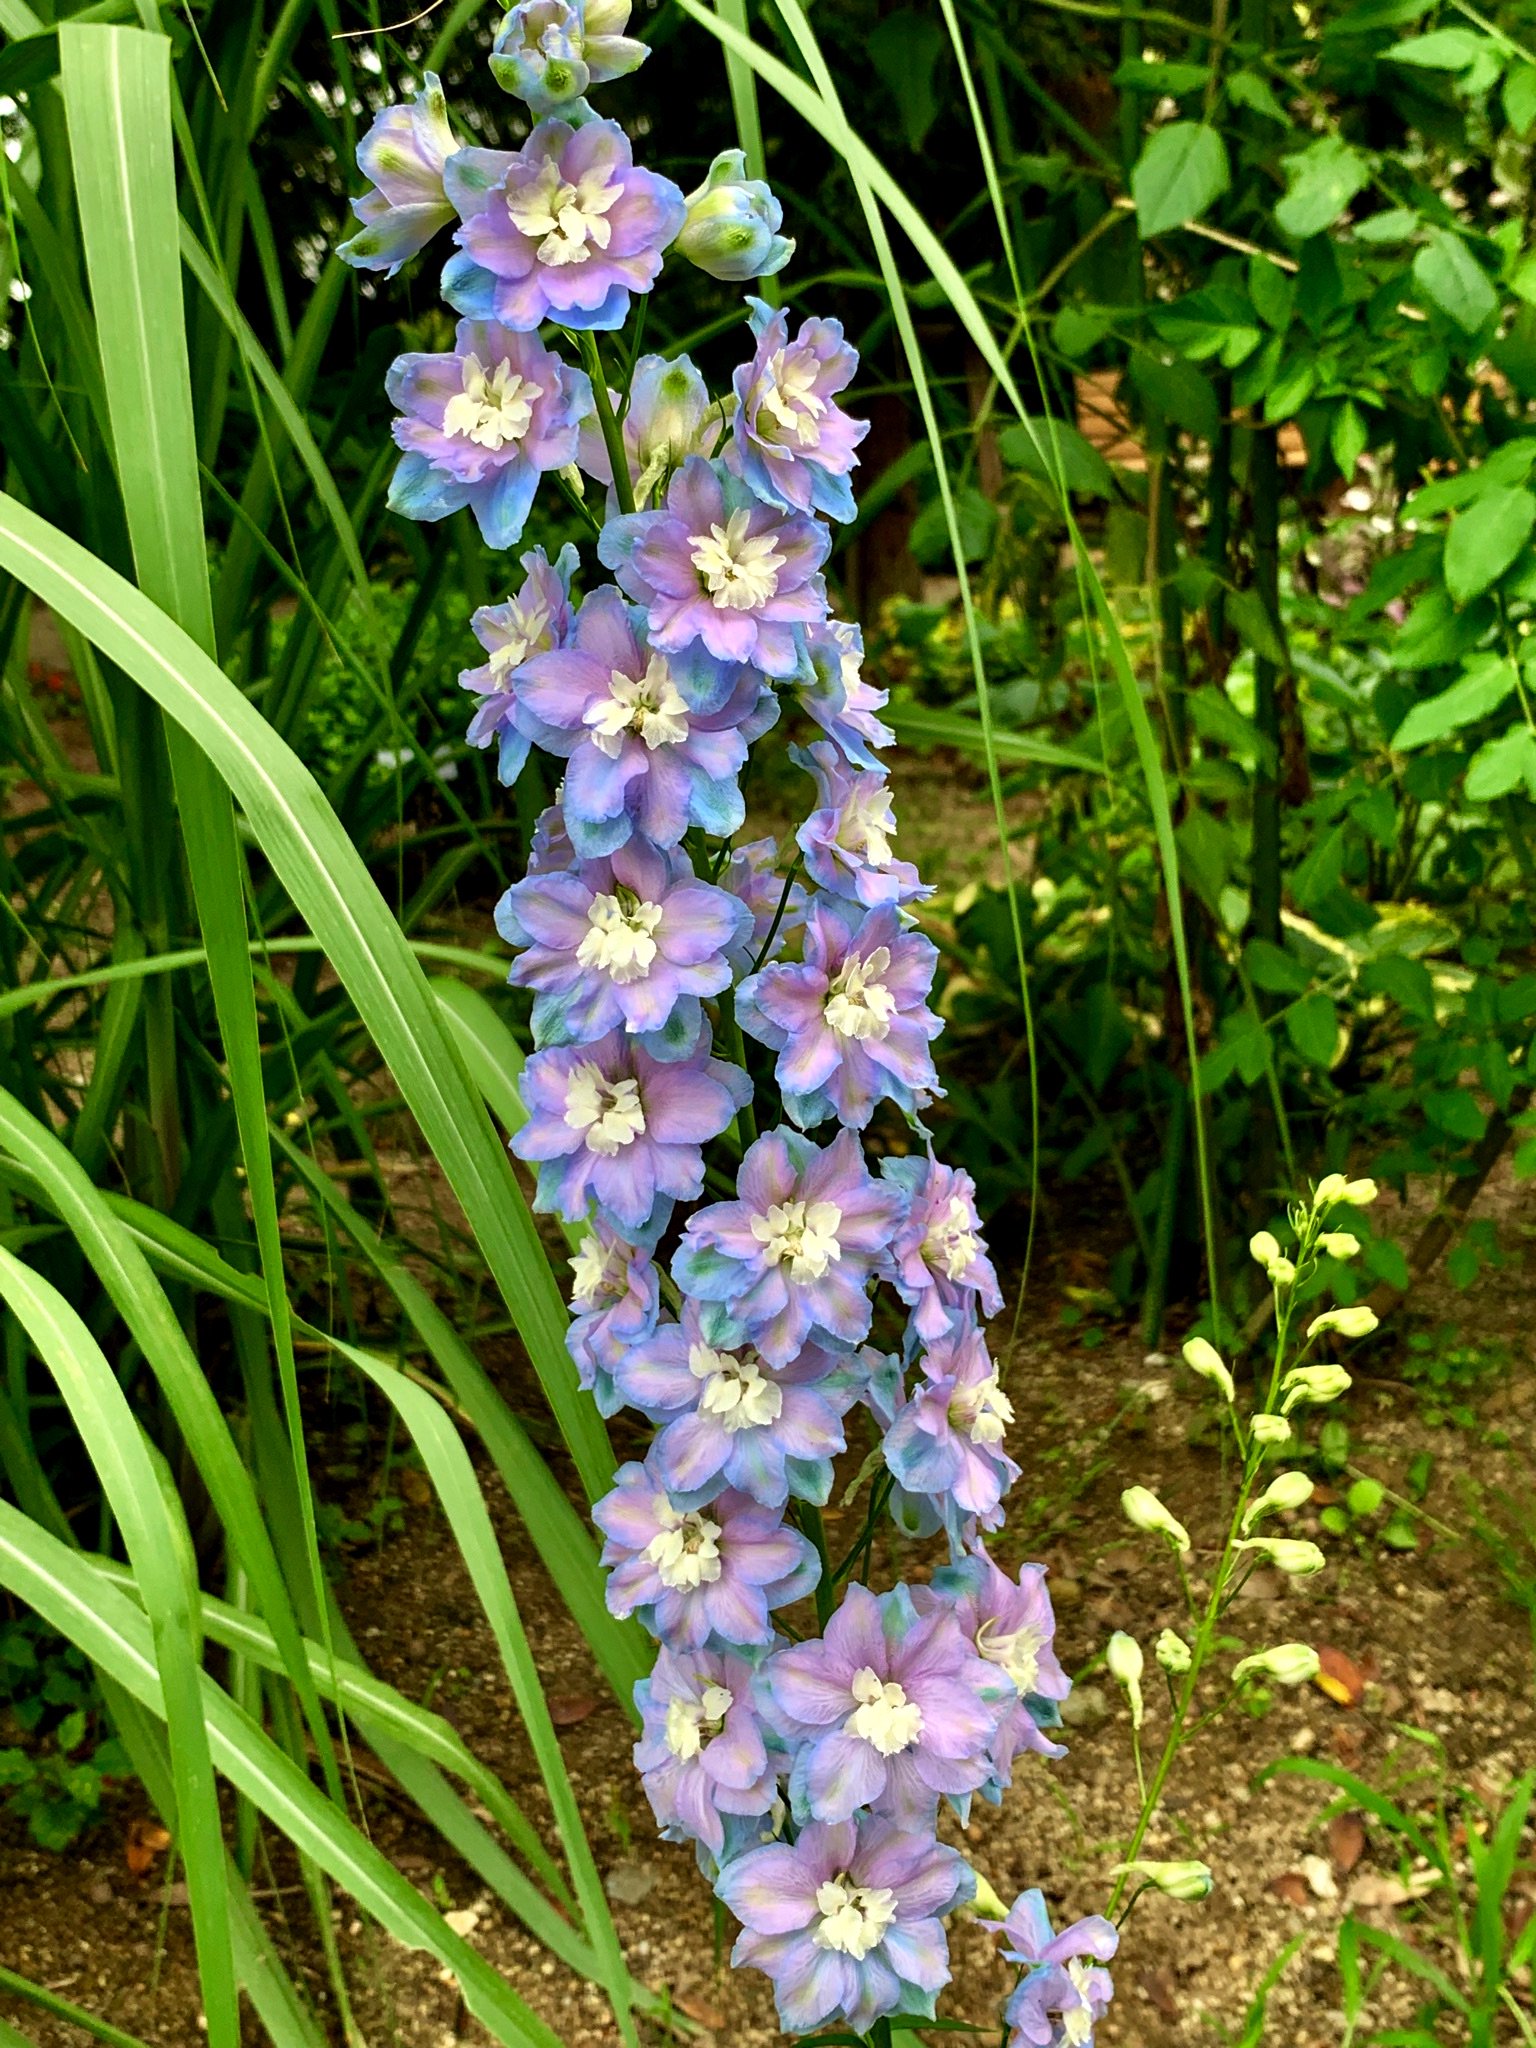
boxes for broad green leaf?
[1243,939,1311,995]
[1386,27,1488,67]
[1504,61,1536,134]
[1443,487,1536,602]
[1353,206,1420,243]
[1131,122,1231,237]
[1274,136,1371,239]
[997,416,1115,495]
[1413,229,1498,332]
[910,482,996,566]
[1391,657,1519,748]
[1466,724,1536,799]
[1112,58,1209,94]
[1228,587,1285,664]
[1284,991,1339,1066]
[1127,348,1220,438]
[1423,1088,1488,1139]
[1227,69,1289,122]
[868,8,946,149]
[1331,399,1367,477]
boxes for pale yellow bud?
[1249,1230,1282,1268]
[1239,1536,1327,1577]
[1242,1470,1314,1529]
[1319,1231,1360,1259]
[1314,1173,1348,1206]
[1106,1630,1145,1729]
[1250,1412,1293,1446]
[1282,1364,1352,1411]
[1155,1628,1192,1675]
[1233,1643,1321,1686]
[1343,1178,1379,1206]
[1181,1336,1234,1403]
[1308,1305,1379,1341]
[1112,1858,1213,1899]
[1121,1486,1192,1555]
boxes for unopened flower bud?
[1155,1629,1192,1675]
[1182,1337,1234,1402]
[1106,1631,1146,1728]
[1121,1486,1191,1555]
[1239,1536,1327,1577]
[1250,1412,1293,1446]
[960,1869,1010,1921]
[1314,1173,1348,1206]
[1319,1232,1360,1259]
[1112,1858,1213,1900]
[489,0,649,114]
[1344,1178,1379,1206]
[1249,1230,1281,1268]
[677,150,795,281]
[1267,1256,1297,1286]
[1243,1470,1314,1529]
[1233,1643,1321,1686]
[1282,1364,1352,1411]
[1308,1305,1379,1341]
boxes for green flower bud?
[1308,1305,1379,1341]
[1181,1336,1234,1403]
[1282,1364,1352,1411]
[1233,1643,1321,1686]
[1344,1177,1379,1206]
[1319,1231,1360,1259]
[1249,1230,1282,1268]
[1242,1470,1314,1529]
[1314,1173,1348,1206]
[1112,1858,1213,1900]
[1121,1486,1192,1554]
[1106,1630,1145,1729]
[1239,1536,1327,1577]
[1250,1412,1293,1446]
[1155,1628,1192,1675]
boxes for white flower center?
[576,888,664,983]
[507,157,620,266]
[486,597,552,679]
[664,1682,734,1761]
[949,1372,1014,1446]
[568,1230,626,1309]
[688,508,785,611]
[644,1503,723,1590]
[442,353,541,451]
[823,947,897,1041]
[754,345,827,451]
[1062,1959,1097,2047]
[836,782,897,868]
[563,1063,646,1156]
[586,653,691,758]
[922,1194,981,1282]
[749,1198,843,1283]
[812,1874,899,1961]
[688,1343,784,1434]
[844,1667,924,1756]
[978,1617,1047,1695]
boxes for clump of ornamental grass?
[338,22,1380,2039]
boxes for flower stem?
[579,329,637,517]
[799,1504,835,1628]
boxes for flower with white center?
[922,1195,982,1281]
[812,1875,898,1959]
[562,1062,646,1155]
[823,947,897,1040]
[844,1667,925,1756]
[950,1372,1014,1446]
[442,353,541,449]
[755,346,829,450]
[664,1681,734,1760]
[838,780,896,867]
[585,653,691,756]
[644,1502,724,1589]
[688,507,786,610]
[506,154,620,265]
[1061,1958,1101,2046]
[750,1198,843,1282]
[576,888,665,982]
[978,1616,1048,1694]
[688,1343,785,1433]
[569,1227,627,1310]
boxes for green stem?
[579,330,637,516]
[799,1504,835,1628]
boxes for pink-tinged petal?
[738,1132,798,1209]
[777,1023,842,1096]
[666,455,727,531]
[656,1413,728,1496]
[716,1847,817,1934]
[800,1730,886,1821]
[769,1647,854,1728]
[640,1064,739,1145]
[879,1920,951,1997]
[502,873,593,949]
[573,585,642,670]
[695,1574,771,1646]
[564,739,643,822]
[777,1947,854,2034]
[732,1520,814,1589]
[517,647,606,728]
[829,1582,889,1670]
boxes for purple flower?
[884,1155,1003,1342]
[613,1299,865,1509]
[495,837,750,1057]
[921,1551,1070,1793]
[985,1893,1117,2048]
[577,353,723,503]
[599,456,829,678]
[633,1645,779,1856]
[338,73,458,276]
[512,586,778,857]
[721,837,805,974]
[737,897,942,1131]
[594,1457,819,1648]
[386,319,589,549]
[677,149,795,284]
[883,1321,1020,1541]
[673,1126,907,1367]
[727,299,869,523]
[793,742,929,908]
[490,0,648,116]
[461,544,579,782]
[717,1815,972,2036]
[443,118,685,332]
[512,1022,749,1235]
[565,1221,659,1415]
[527,803,577,874]
[797,620,894,771]
[761,1582,1009,1828]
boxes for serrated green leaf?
[1332,399,1368,477]
[1132,122,1231,237]
[1275,136,1372,239]
[1391,658,1519,748]
[1467,725,1536,799]
[1386,27,1488,67]
[1414,229,1498,332]
[1443,488,1535,601]
[1284,991,1339,1065]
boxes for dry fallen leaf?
[1314,1645,1366,1708]
[1345,1870,1442,1911]
[549,1692,601,1729]
[1138,1967,1179,2019]
[124,1817,172,1878]
[1329,1812,1368,1876]
[1268,1871,1311,1908]
[673,1992,726,2029]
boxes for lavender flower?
[577,353,722,503]
[762,1582,1009,1828]
[461,544,579,782]
[613,1299,865,1509]
[673,1126,907,1366]
[599,455,829,678]
[490,0,648,116]
[338,74,458,276]
[565,1221,659,1415]
[717,1815,972,2036]
[594,1457,819,1648]
[794,741,929,907]
[985,1892,1118,2048]
[513,586,778,856]
[512,1022,750,1236]
[883,1321,1020,1540]
[495,837,749,1057]
[884,1155,1004,1342]
[676,148,795,283]
[736,897,942,1131]
[798,619,895,770]
[633,1645,779,1856]
[728,299,869,523]
[443,118,685,332]
[720,837,805,973]
[386,319,589,549]
[922,1551,1070,1793]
